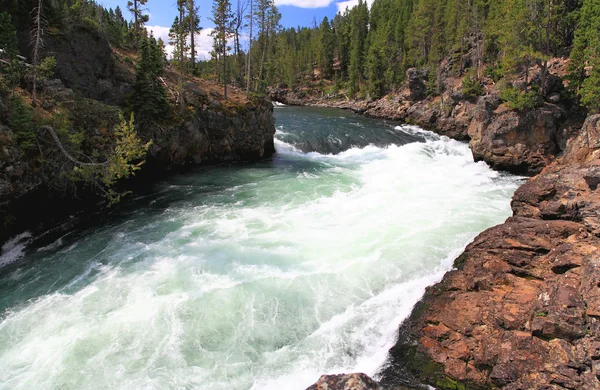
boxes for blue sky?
[96,0,358,30]
[96,0,362,59]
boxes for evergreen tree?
[348,0,369,96]
[169,2,190,72]
[318,17,334,79]
[570,0,600,112]
[0,12,18,56]
[211,0,235,98]
[131,35,170,123]
[127,0,149,45]
[186,0,202,72]
[10,95,36,150]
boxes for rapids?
[0,106,521,390]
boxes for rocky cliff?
[0,24,275,246]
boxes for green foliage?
[0,75,8,95]
[0,12,18,56]
[570,0,600,113]
[580,62,600,113]
[5,58,24,95]
[9,96,36,150]
[318,17,334,78]
[461,71,483,98]
[131,35,170,123]
[38,56,57,80]
[348,0,369,97]
[81,16,100,32]
[500,86,540,111]
[128,0,149,44]
[73,113,152,205]
[257,0,584,103]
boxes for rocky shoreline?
[277,73,600,389]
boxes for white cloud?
[335,0,374,12]
[146,25,218,60]
[335,0,357,12]
[274,0,335,8]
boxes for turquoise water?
[0,106,520,389]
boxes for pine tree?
[571,0,600,112]
[186,0,202,72]
[131,35,170,123]
[10,95,36,150]
[0,12,18,56]
[127,0,149,45]
[246,0,254,91]
[348,0,369,96]
[318,17,334,79]
[254,0,280,91]
[211,0,234,98]
[169,2,190,72]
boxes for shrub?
[81,17,100,32]
[462,72,483,98]
[500,86,540,111]
[9,96,36,150]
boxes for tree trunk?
[134,0,139,45]
[190,0,196,71]
[246,0,253,92]
[257,39,266,91]
[32,0,43,107]
[223,32,228,99]
[538,59,548,97]
[179,6,185,66]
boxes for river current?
[0,106,521,389]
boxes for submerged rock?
[305,373,383,390]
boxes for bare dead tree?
[40,126,109,167]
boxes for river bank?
[276,83,600,389]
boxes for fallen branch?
[39,125,109,167]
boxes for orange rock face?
[379,115,600,389]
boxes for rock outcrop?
[468,97,578,175]
[306,374,384,390]
[377,115,600,389]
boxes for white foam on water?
[0,232,32,267]
[0,119,521,390]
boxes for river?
[0,106,521,390]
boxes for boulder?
[306,374,383,390]
[406,68,428,102]
[468,98,566,175]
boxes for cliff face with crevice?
[0,24,275,246]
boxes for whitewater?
[0,106,521,390]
